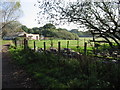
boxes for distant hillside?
[22,23,79,40]
[70,29,92,37]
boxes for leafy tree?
[43,23,56,29]
[29,29,34,34]
[72,33,79,40]
[32,27,40,34]
[70,29,92,37]
[21,23,79,40]
[21,25,29,33]
[36,0,120,48]
[2,21,23,37]
[70,29,79,34]
[55,28,79,40]
[42,29,53,37]
[0,0,23,37]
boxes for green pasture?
[28,37,95,50]
[26,37,115,53]
[2,37,113,51]
[0,40,13,45]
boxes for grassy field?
[28,37,115,50]
[0,40,13,45]
[28,37,95,50]
[1,37,111,51]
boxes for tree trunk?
[113,33,120,40]
[108,36,120,48]
[101,35,113,48]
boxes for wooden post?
[50,39,53,48]
[44,42,46,51]
[24,39,26,50]
[21,40,23,48]
[76,39,79,51]
[58,42,61,53]
[26,40,28,48]
[22,39,24,48]
[93,35,95,47]
[77,39,79,46]
[14,39,17,47]
[92,35,96,54]
[34,41,36,51]
[25,39,28,50]
[84,42,87,55]
[67,41,69,49]
[20,40,22,47]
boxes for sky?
[4,0,117,31]
[18,0,83,31]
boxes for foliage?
[2,21,23,37]
[9,47,120,88]
[21,25,29,33]
[70,29,92,37]
[36,0,120,48]
[22,23,79,40]
[1,0,23,37]
[43,23,56,29]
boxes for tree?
[26,23,79,39]
[21,25,29,33]
[70,29,92,37]
[43,23,56,29]
[0,0,22,37]
[2,21,23,38]
[32,27,40,34]
[36,0,120,48]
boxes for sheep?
[50,48,58,53]
[70,51,82,59]
[60,49,65,53]
[45,50,51,54]
[64,48,71,51]
[62,53,68,57]
[117,55,120,58]
[112,52,118,57]
[63,48,72,54]
[111,60,117,63]
[37,48,44,53]
[31,48,34,51]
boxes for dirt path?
[2,44,34,88]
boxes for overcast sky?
[18,0,82,31]
[4,0,117,31]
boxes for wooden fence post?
[58,42,61,53]
[24,39,28,50]
[20,40,22,47]
[50,39,53,48]
[34,41,36,51]
[44,42,46,51]
[84,42,87,55]
[14,39,17,47]
[76,39,79,51]
[22,40,23,47]
[77,39,79,46]
[25,39,28,50]
[24,39,26,50]
[26,40,28,48]
[67,41,69,49]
